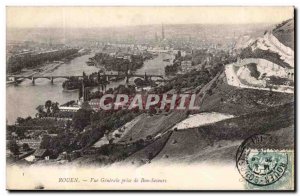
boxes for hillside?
[272,18,294,50]
[239,18,294,70]
[222,18,295,99]
[118,111,187,143]
[121,19,295,165]
[122,102,294,165]
[198,72,293,115]
[82,19,295,166]
[122,131,172,166]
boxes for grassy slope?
[119,111,187,143]
[152,103,294,164]
[122,131,173,166]
[272,18,294,50]
[198,73,294,116]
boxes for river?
[6,52,174,124]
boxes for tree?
[45,100,52,115]
[25,116,32,121]
[40,135,52,149]
[97,71,101,83]
[114,133,121,138]
[72,109,93,131]
[16,117,25,125]
[51,102,60,115]
[109,138,114,144]
[83,71,88,83]
[176,51,181,59]
[7,140,20,155]
[136,139,145,148]
[65,120,72,129]
[146,135,153,140]
[36,105,46,118]
[147,152,154,160]
[22,143,31,151]
[207,89,213,96]
[79,134,90,148]
[81,101,92,111]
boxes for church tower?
[161,24,165,40]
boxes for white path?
[172,112,235,130]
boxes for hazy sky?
[7,7,294,28]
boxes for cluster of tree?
[165,64,180,75]
[91,109,138,131]
[37,104,139,154]
[154,68,219,94]
[36,100,60,118]
[71,106,140,149]
[62,77,84,90]
[15,116,33,125]
[142,51,155,61]
[91,52,145,72]
[62,71,110,90]
[8,118,77,156]
[134,78,156,87]
[82,138,152,165]
[165,51,183,75]
[7,48,78,73]
[87,85,136,101]
[72,108,94,131]
[36,108,93,154]
[7,140,20,155]
[72,106,138,133]
[7,117,65,140]
[267,76,294,86]
[245,63,261,79]
[39,132,80,156]
[7,140,32,155]
[82,71,108,86]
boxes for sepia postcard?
[6,6,295,191]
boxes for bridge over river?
[7,73,165,85]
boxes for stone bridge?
[7,73,165,85]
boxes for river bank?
[6,61,64,85]
[7,53,91,79]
